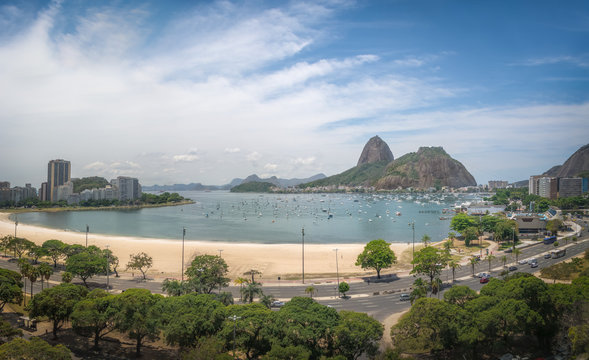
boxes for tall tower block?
[47,159,71,202]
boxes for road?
[3,223,588,322]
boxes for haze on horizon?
[1,0,588,187]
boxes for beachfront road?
[2,229,588,322]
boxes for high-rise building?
[529,175,543,195]
[558,178,582,198]
[538,177,558,200]
[488,180,508,190]
[111,176,142,201]
[47,159,71,202]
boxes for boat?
[396,211,402,216]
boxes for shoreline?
[0,212,413,280]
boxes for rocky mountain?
[375,147,476,189]
[357,135,394,166]
[234,173,327,188]
[544,144,589,178]
[301,137,476,190]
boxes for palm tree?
[162,279,186,296]
[37,263,53,290]
[18,260,30,306]
[431,277,443,298]
[443,239,452,254]
[27,266,39,301]
[501,255,508,268]
[259,294,276,309]
[448,260,461,282]
[410,278,427,304]
[421,234,431,248]
[513,248,522,264]
[469,257,478,277]
[486,254,496,272]
[243,269,262,284]
[234,277,249,302]
[305,286,317,299]
[241,282,263,304]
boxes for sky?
[0,0,588,187]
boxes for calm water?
[11,191,475,244]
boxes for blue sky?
[0,0,588,186]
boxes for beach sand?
[0,211,412,281]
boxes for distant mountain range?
[143,173,326,192]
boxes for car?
[476,272,489,278]
[527,258,537,265]
[271,301,285,308]
[531,262,539,268]
[480,277,489,284]
[508,266,518,271]
[544,253,551,259]
[518,259,528,265]
[400,293,411,301]
[505,248,513,253]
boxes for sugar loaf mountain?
[300,136,476,190]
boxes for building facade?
[488,180,508,190]
[538,177,558,200]
[559,177,583,198]
[47,159,71,202]
[111,176,141,201]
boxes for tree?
[18,261,32,307]
[421,234,431,247]
[102,248,119,277]
[513,248,522,264]
[61,271,73,283]
[66,251,107,287]
[157,293,226,349]
[220,303,273,359]
[450,213,477,234]
[305,286,317,299]
[71,289,116,349]
[355,239,397,279]
[448,260,461,283]
[501,255,508,268]
[463,227,479,246]
[272,297,340,359]
[334,311,383,360]
[27,265,39,301]
[486,254,496,272]
[339,281,350,298]
[38,262,53,290]
[126,252,153,280]
[410,247,448,296]
[0,318,22,342]
[443,239,452,254]
[234,277,249,302]
[185,255,230,294]
[62,244,86,260]
[0,269,23,312]
[448,232,457,246]
[241,282,264,304]
[27,245,47,264]
[469,257,478,277]
[263,345,311,360]
[546,219,563,236]
[410,278,427,304]
[0,337,72,359]
[162,279,188,296]
[443,285,477,306]
[42,240,66,268]
[113,288,162,356]
[243,269,262,284]
[27,283,88,339]
[0,236,11,257]
[259,294,275,309]
[9,237,35,259]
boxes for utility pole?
[409,220,415,269]
[333,248,339,296]
[218,249,223,258]
[106,245,110,292]
[85,225,89,247]
[301,227,305,284]
[182,227,186,282]
[229,315,241,359]
[14,217,18,238]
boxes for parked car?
[400,293,411,301]
[476,272,490,278]
[508,266,518,271]
[480,277,489,284]
[531,262,539,268]
[271,301,285,308]
[527,258,537,265]
[544,253,551,259]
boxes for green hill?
[299,161,388,188]
[73,177,110,193]
[230,181,276,193]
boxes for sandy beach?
[0,211,412,281]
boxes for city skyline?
[1,0,588,186]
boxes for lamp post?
[218,249,223,258]
[228,314,241,359]
[301,227,305,284]
[106,245,110,292]
[14,217,18,238]
[181,227,186,282]
[333,248,340,296]
[408,221,415,269]
[85,225,89,247]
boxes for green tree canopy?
[410,246,448,295]
[443,285,478,306]
[185,254,230,294]
[0,268,23,312]
[27,283,88,339]
[220,303,274,359]
[334,311,383,360]
[65,250,107,287]
[113,288,163,357]
[338,282,350,297]
[126,252,153,280]
[71,289,116,349]
[0,337,72,359]
[450,213,478,234]
[355,239,397,279]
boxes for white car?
[527,258,538,265]
[518,259,528,265]
[271,301,285,308]
[476,272,490,278]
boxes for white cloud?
[224,147,241,153]
[292,157,316,165]
[516,55,589,68]
[173,148,199,163]
[247,152,261,161]
[264,163,278,172]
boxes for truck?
[551,249,566,259]
[543,236,557,245]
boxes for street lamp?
[301,227,305,284]
[228,314,241,359]
[181,227,186,282]
[333,248,340,296]
[14,217,18,238]
[218,249,223,258]
[408,220,415,269]
[106,245,110,292]
[85,225,89,247]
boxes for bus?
[551,249,566,259]
[544,236,557,245]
